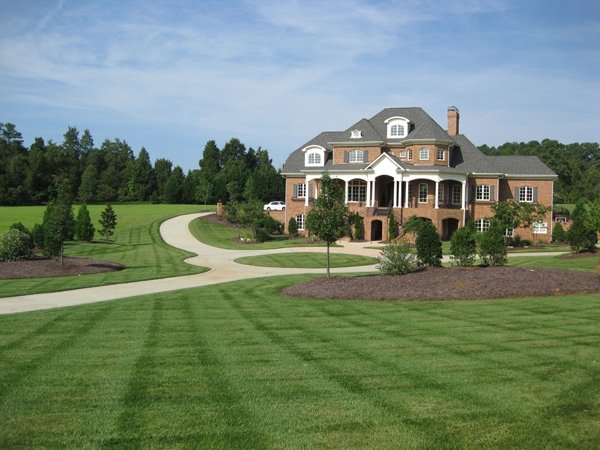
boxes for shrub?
[0,229,32,261]
[288,217,298,237]
[377,240,418,275]
[478,220,507,266]
[450,221,477,266]
[258,215,282,234]
[255,227,271,243]
[31,223,45,249]
[415,220,442,267]
[354,214,363,240]
[552,222,567,243]
[388,213,397,241]
[567,200,597,253]
[9,222,33,250]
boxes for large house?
[281,106,557,241]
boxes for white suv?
[263,201,286,211]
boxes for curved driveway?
[0,213,380,314]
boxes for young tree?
[492,200,549,244]
[388,212,397,241]
[42,177,75,263]
[415,220,442,267]
[450,220,477,266]
[552,222,567,243]
[306,172,350,277]
[75,204,95,241]
[288,217,298,238]
[478,219,507,266]
[238,201,266,240]
[567,200,597,253]
[377,240,418,275]
[99,205,117,241]
[353,214,363,240]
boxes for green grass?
[507,252,599,272]
[0,204,214,297]
[0,277,598,449]
[235,252,377,268]
[189,214,328,250]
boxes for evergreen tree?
[567,200,597,253]
[551,222,567,243]
[42,179,75,263]
[306,172,350,277]
[388,212,397,241]
[478,219,507,266]
[450,220,477,266]
[288,217,298,238]
[164,166,185,203]
[75,204,95,241]
[415,220,442,266]
[99,205,117,241]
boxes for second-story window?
[437,148,444,160]
[419,148,429,160]
[349,149,365,163]
[452,184,462,205]
[518,186,534,202]
[294,183,306,198]
[476,184,491,201]
[408,149,413,160]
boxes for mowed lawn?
[0,276,598,449]
[0,204,213,297]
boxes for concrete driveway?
[0,212,380,314]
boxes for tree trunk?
[326,243,331,278]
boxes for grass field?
[508,253,599,273]
[0,204,214,297]
[0,276,598,449]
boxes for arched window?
[348,179,367,202]
[304,145,325,167]
[385,116,410,138]
[419,148,429,160]
[308,152,321,165]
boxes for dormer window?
[350,129,362,139]
[384,116,410,139]
[303,145,326,167]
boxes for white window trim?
[518,186,534,203]
[532,221,548,234]
[476,185,491,201]
[418,183,428,203]
[385,116,410,139]
[436,148,445,160]
[294,183,306,199]
[349,149,364,163]
[419,148,429,160]
[475,219,490,233]
[348,179,367,202]
[296,214,305,230]
[303,145,325,167]
[452,185,461,205]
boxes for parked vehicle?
[263,201,286,211]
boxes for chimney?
[447,106,460,136]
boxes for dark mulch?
[281,266,600,301]
[0,257,123,279]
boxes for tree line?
[479,139,600,203]
[0,123,285,206]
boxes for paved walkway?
[0,213,381,314]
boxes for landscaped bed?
[283,265,600,301]
[0,257,123,279]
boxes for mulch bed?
[282,266,600,301]
[0,257,123,279]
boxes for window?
[452,185,462,205]
[294,183,306,198]
[518,186,534,202]
[505,228,514,238]
[348,149,365,163]
[408,149,413,160]
[475,219,490,233]
[419,148,429,160]
[437,185,444,205]
[296,214,305,230]
[390,124,404,137]
[308,152,321,165]
[385,116,410,138]
[437,148,444,160]
[399,151,406,158]
[476,185,491,201]
[418,183,428,203]
[532,221,548,234]
[348,179,367,202]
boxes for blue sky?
[1,0,598,171]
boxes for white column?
[461,180,467,210]
[304,180,309,206]
[344,180,349,205]
[404,181,409,208]
[366,179,372,207]
[435,180,439,209]
[393,180,398,208]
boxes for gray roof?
[281,108,556,178]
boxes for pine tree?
[99,205,117,241]
[75,204,95,241]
